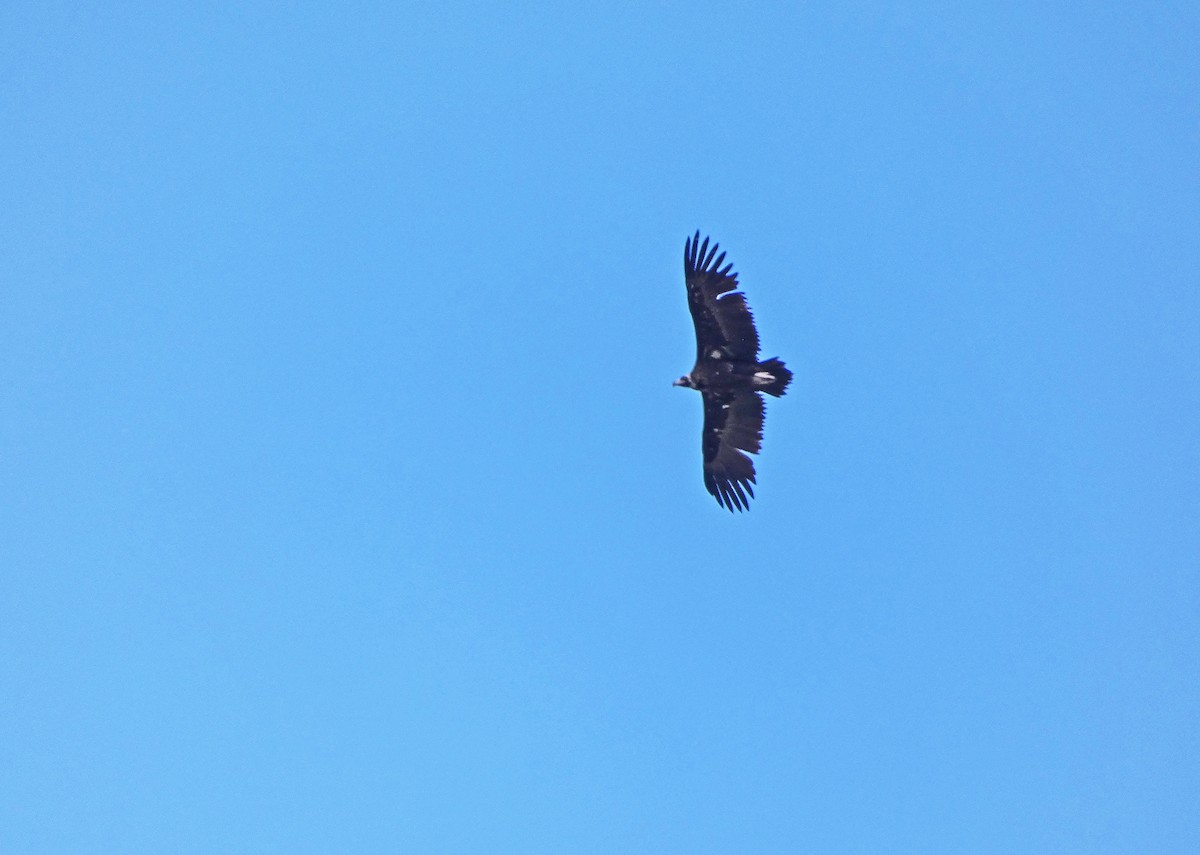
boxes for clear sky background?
[3,3,1197,852]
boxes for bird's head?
[673,375,695,389]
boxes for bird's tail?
[755,357,793,397]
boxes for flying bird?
[674,232,792,511]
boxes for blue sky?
[3,2,1197,852]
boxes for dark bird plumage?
[674,232,792,511]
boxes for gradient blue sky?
[3,3,1198,852]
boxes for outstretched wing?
[701,390,765,512]
[684,231,760,362]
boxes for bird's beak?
[672,379,684,387]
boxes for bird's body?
[674,232,792,511]
[676,356,790,395]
